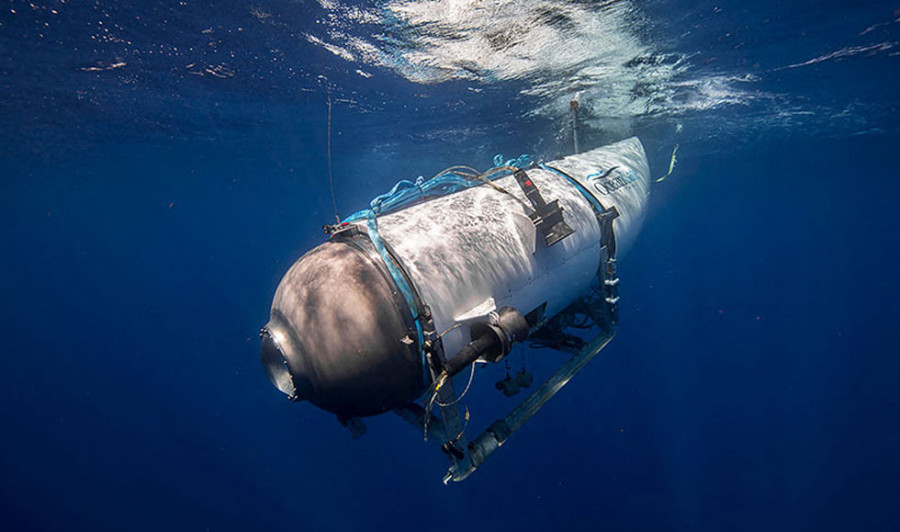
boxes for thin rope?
[421,361,478,440]
[571,99,580,154]
[437,323,461,339]
[437,362,478,407]
[473,166,533,212]
[326,84,340,224]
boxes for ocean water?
[2,1,899,530]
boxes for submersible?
[262,137,651,481]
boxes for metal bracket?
[323,221,362,237]
[513,169,574,247]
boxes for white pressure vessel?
[261,137,650,418]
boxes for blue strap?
[494,153,533,168]
[540,163,606,215]
[342,173,474,223]
[364,211,427,382]
[342,155,533,224]
[334,155,534,384]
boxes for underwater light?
[261,137,650,482]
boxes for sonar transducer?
[261,137,651,482]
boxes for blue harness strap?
[363,212,428,383]
[539,163,606,215]
[332,156,536,385]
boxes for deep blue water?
[2,1,899,530]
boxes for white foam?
[305,0,764,133]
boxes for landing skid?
[395,326,615,483]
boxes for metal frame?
[392,161,625,483]
[396,240,620,483]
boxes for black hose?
[444,334,499,377]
